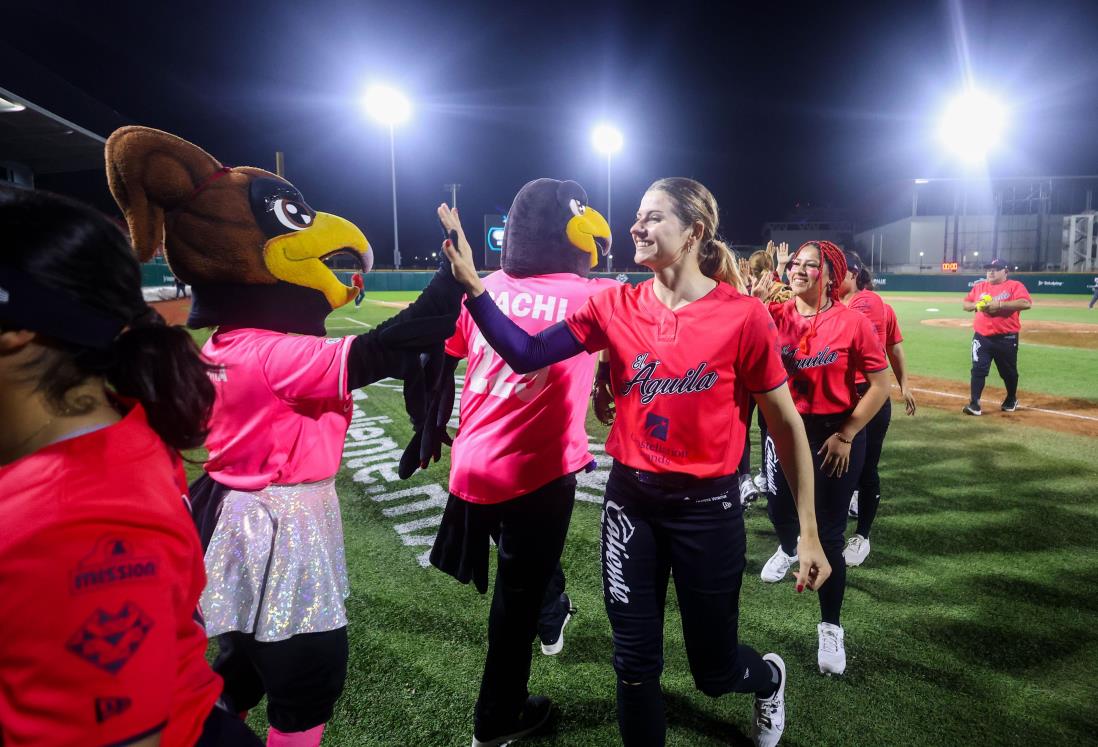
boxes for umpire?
[961,258,1032,415]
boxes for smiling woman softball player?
[753,240,888,676]
[440,177,830,747]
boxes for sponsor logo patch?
[95,696,133,723]
[644,413,670,441]
[71,536,158,595]
[67,602,154,674]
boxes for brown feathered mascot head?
[105,126,371,334]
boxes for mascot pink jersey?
[446,271,616,503]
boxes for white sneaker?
[847,490,859,517]
[817,623,846,675]
[753,470,767,492]
[843,534,870,567]
[739,475,759,507]
[752,653,786,747]
[760,545,798,583]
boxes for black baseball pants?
[970,332,1019,404]
[601,462,773,746]
[474,474,576,737]
[852,382,892,539]
[765,415,866,626]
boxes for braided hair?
[792,240,848,353]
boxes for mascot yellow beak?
[565,206,612,269]
[262,212,372,308]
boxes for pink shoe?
[267,724,325,747]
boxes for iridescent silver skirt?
[201,478,349,642]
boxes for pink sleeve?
[258,334,356,401]
[737,301,788,393]
[445,308,470,359]
[964,284,979,302]
[565,286,615,353]
[1013,281,1032,302]
[851,315,887,374]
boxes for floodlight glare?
[938,89,1006,162]
[363,84,411,126]
[592,124,623,155]
[0,95,26,113]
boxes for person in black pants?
[440,178,830,747]
[753,241,889,676]
[961,259,1032,415]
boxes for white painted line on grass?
[909,386,1098,423]
[340,318,373,328]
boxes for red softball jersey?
[964,279,1031,335]
[768,300,887,415]
[846,289,889,385]
[566,280,787,478]
[884,303,903,347]
[0,405,221,747]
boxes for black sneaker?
[1001,399,1018,412]
[963,403,982,416]
[538,594,575,656]
[471,696,553,747]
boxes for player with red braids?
[753,240,889,676]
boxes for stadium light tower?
[592,123,623,272]
[363,84,412,269]
[938,89,1007,164]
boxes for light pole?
[919,251,925,272]
[364,84,411,269]
[592,124,623,272]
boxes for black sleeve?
[346,264,465,390]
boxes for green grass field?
[187,291,1098,745]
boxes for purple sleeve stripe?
[464,292,585,373]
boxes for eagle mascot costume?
[105,126,461,747]
[424,178,616,746]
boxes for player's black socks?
[617,679,665,746]
[755,660,783,698]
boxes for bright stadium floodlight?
[592,123,623,271]
[362,84,412,268]
[592,124,623,155]
[938,89,1007,163]
[362,84,411,126]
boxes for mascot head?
[105,126,371,334]
[501,178,611,278]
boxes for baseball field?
[167,288,1098,745]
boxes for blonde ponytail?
[698,238,744,291]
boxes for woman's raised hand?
[438,204,485,296]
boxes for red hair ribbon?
[793,240,848,353]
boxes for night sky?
[6,0,1098,268]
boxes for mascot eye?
[272,198,314,231]
[568,198,587,218]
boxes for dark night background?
[4,0,1098,268]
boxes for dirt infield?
[902,375,1098,438]
[884,293,1088,309]
[920,318,1098,350]
[151,298,191,326]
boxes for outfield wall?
[145,267,1097,295]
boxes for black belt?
[615,461,736,491]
